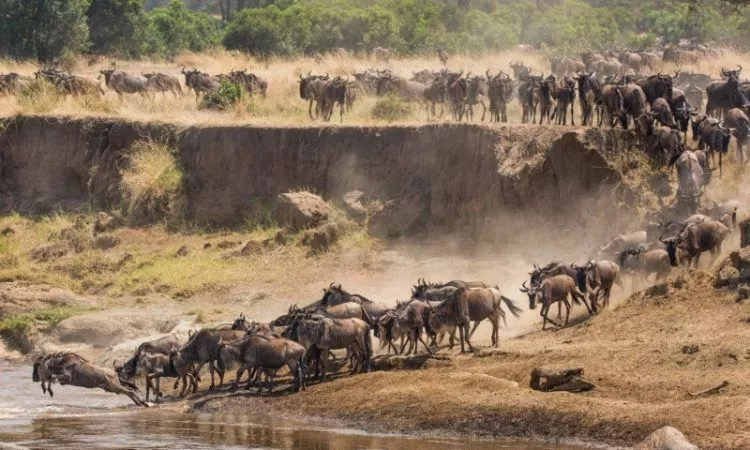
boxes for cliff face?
[0,116,645,232]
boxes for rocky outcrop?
[275,192,329,229]
[715,249,750,288]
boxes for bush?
[371,95,413,122]
[199,79,245,110]
[120,140,185,225]
[17,79,64,114]
[145,0,221,58]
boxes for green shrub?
[199,79,245,110]
[371,95,413,122]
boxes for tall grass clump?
[371,95,413,122]
[199,79,245,110]
[17,78,63,113]
[120,140,185,226]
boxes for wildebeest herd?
[31,197,740,406]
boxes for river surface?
[0,362,590,449]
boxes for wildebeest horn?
[659,234,668,244]
[571,262,579,270]
[520,280,529,293]
[486,69,491,78]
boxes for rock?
[342,190,368,221]
[239,240,264,256]
[203,242,212,249]
[369,192,428,238]
[646,283,669,297]
[175,245,189,257]
[275,192,328,229]
[217,240,241,249]
[633,426,698,450]
[715,264,740,288]
[93,234,120,250]
[307,222,339,252]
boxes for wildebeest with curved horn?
[487,70,513,122]
[33,353,147,406]
[426,288,473,353]
[636,72,677,106]
[660,220,730,268]
[520,275,588,330]
[706,66,749,118]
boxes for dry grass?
[0,206,375,300]
[2,48,747,126]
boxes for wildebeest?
[319,76,350,122]
[619,52,643,72]
[446,72,468,121]
[229,69,267,97]
[637,72,677,106]
[33,353,147,406]
[487,70,513,122]
[691,114,731,175]
[36,69,104,97]
[618,247,671,286]
[724,108,750,162]
[599,84,628,128]
[99,69,150,99]
[286,313,372,380]
[353,69,380,94]
[596,230,648,260]
[509,61,531,80]
[465,74,488,121]
[459,287,522,347]
[299,72,329,119]
[143,73,181,97]
[669,88,693,138]
[320,283,391,321]
[575,260,621,310]
[672,149,705,213]
[181,68,220,103]
[376,72,427,104]
[426,288,473,353]
[518,73,542,124]
[575,72,600,126]
[219,333,306,392]
[552,77,576,125]
[660,220,730,268]
[706,66,749,118]
[538,75,556,124]
[393,299,436,355]
[621,83,649,133]
[520,275,587,330]
[0,72,30,94]
[651,97,676,128]
[169,328,245,392]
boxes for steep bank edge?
[0,116,649,232]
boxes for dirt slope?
[194,270,750,449]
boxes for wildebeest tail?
[364,326,373,372]
[500,296,523,318]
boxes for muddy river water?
[0,362,592,449]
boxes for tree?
[145,0,221,57]
[87,0,148,57]
[0,0,91,62]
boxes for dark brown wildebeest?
[487,70,513,122]
[518,73,542,124]
[621,83,649,133]
[33,353,147,406]
[538,74,557,124]
[552,77,576,125]
[636,72,677,106]
[520,275,587,330]
[319,76,349,122]
[170,328,245,393]
[661,220,730,268]
[465,74,488,122]
[669,88,694,139]
[509,61,531,80]
[651,97,676,128]
[181,67,220,103]
[36,69,104,97]
[120,351,198,402]
[574,260,621,310]
[393,299,435,355]
[143,73,182,97]
[574,72,601,126]
[426,288,473,353]
[229,69,268,97]
[446,71,468,121]
[599,84,628,128]
[320,283,391,321]
[218,333,305,392]
[691,114,731,175]
[286,313,372,380]
[299,72,329,119]
[706,66,749,118]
